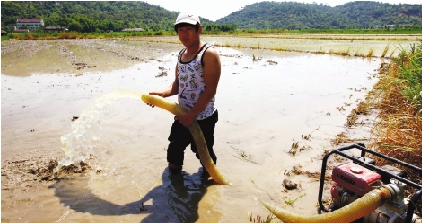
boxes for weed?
[240,150,248,158]
[289,142,299,156]
[409,43,417,54]
[381,44,390,57]
[346,109,358,127]
[249,213,278,223]
[302,134,311,140]
[366,48,374,57]
[332,132,353,145]
[282,193,306,206]
[355,100,370,115]
[231,146,255,163]
[251,179,263,191]
[336,106,346,112]
[354,49,363,57]
[389,48,397,58]
[275,162,285,175]
[343,47,350,56]
[369,41,422,215]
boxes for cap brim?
[174,19,198,26]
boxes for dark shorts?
[167,110,218,166]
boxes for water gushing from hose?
[56,89,145,172]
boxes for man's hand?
[177,112,195,127]
[146,79,179,108]
[146,92,164,108]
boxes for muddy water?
[2,39,386,222]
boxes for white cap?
[174,12,200,26]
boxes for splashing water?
[55,89,145,172]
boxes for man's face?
[177,25,202,47]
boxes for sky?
[143,0,421,21]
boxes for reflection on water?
[140,168,215,223]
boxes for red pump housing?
[331,162,382,196]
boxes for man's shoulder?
[203,44,219,57]
[204,43,215,50]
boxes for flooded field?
[1,36,419,222]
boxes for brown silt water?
[1,38,395,222]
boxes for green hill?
[216,1,422,29]
[1,1,421,32]
[1,1,215,32]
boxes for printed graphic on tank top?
[177,43,215,120]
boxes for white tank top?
[177,43,215,120]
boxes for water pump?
[318,143,422,223]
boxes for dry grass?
[249,213,278,223]
[389,48,397,58]
[354,49,363,57]
[355,100,371,115]
[371,77,422,165]
[327,48,351,56]
[368,55,422,216]
[330,47,421,215]
[332,132,354,145]
[381,45,390,58]
[366,48,374,57]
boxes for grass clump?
[343,47,350,56]
[369,41,422,215]
[249,213,279,223]
[371,41,422,158]
[381,44,390,58]
[371,43,422,162]
[366,48,374,57]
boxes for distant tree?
[68,20,82,32]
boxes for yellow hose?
[141,94,231,185]
[260,186,392,223]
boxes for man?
[148,12,222,176]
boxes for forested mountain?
[217,1,422,29]
[1,1,216,32]
[1,1,421,32]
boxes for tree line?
[1,1,237,33]
[1,1,421,33]
[217,1,422,30]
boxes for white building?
[16,19,44,30]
